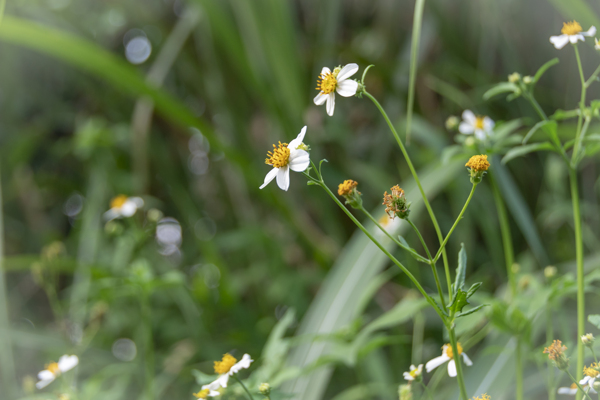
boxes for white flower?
[212,353,254,389]
[260,126,310,191]
[558,382,597,395]
[550,21,596,49]
[425,343,472,377]
[193,380,221,399]
[376,214,402,239]
[36,355,79,389]
[103,195,144,220]
[458,110,494,141]
[403,364,423,381]
[580,364,600,391]
[595,38,600,50]
[314,63,359,116]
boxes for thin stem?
[419,380,434,400]
[407,219,433,261]
[448,327,469,400]
[524,92,548,121]
[570,167,585,396]
[432,184,478,263]
[141,289,155,400]
[234,375,255,400]
[573,116,591,167]
[585,63,600,87]
[547,303,556,400]
[572,44,586,166]
[0,0,6,25]
[516,337,524,400]
[567,370,594,400]
[405,0,426,145]
[489,172,515,299]
[591,348,598,364]
[363,91,453,298]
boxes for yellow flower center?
[474,116,485,130]
[584,363,600,378]
[214,353,237,375]
[193,389,210,399]
[444,343,463,359]
[45,362,61,376]
[265,142,290,168]
[338,180,358,196]
[472,394,491,400]
[316,71,338,94]
[409,369,418,378]
[465,155,490,172]
[110,195,128,209]
[562,21,582,36]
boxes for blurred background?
[1,0,600,399]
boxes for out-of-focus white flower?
[104,195,144,220]
[403,364,423,381]
[260,126,310,191]
[425,343,472,377]
[193,380,221,399]
[550,21,596,49]
[458,110,494,141]
[36,355,79,389]
[212,353,254,388]
[314,63,359,116]
[580,363,600,391]
[558,382,597,395]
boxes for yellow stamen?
[316,71,337,94]
[444,343,463,359]
[45,362,61,376]
[193,389,210,399]
[338,180,358,196]
[543,340,567,360]
[584,363,600,377]
[265,142,290,168]
[474,116,485,130]
[465,155,490,172]
[409,369,418,378]
[110,195,128,209]
[214,353,237,375]
[472,394,491,400]
[562,21,583,36]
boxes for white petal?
[230,353,254,374]
[458,122,474,135]
[550,34,570,49]
[416,364,423,373]
[276,166,290,191]
[582,26,597,37]
[289,151,310,172]
[581,376,591,385]
[462,110,476,124]
[425,355,450,372]
[403,372,414,381]
[58,355,79,372]
[320,66,331,76]
[208,391,220,397]
[474,129,487,141]
[36,378,55,389]
[120,201,138,217]
[103,208,121,221]
[336,79,358,97]
[326,93,335,116]
[314,92,327,105]
[462,353,473,366]
[37,370,55,381]
[130,197,144,208]
[288,126,307,149]
[202,379,223,391]
[259,168,279,189]
[214,373,230,388]
[483,116,495,131]
[557,387,577,395]
[570,34,585,43]
[336,63,359,81]
[448,359,457,377]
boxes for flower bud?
[383,185,411,220]
[523,76,533,84]
[147,208,164,223]
[259,383,271,396]
[593,381,600,391]
[508,72,521,83]
[544,340,569,370]
[582,333,595,347]
[398,384,412,400]
[465,155,490,184]
[544,265,557,279]
[338,180,363,209]
[445,116,459,131]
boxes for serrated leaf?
[533,58,559,82]
[501,142,556,164]
[483,82,520,100]
[456,304,489,318]
[466,282,482,299]
[588,314,600,329]
[454,243,467,295]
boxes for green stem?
[448,327,469,400]
[489,172,515,299]
[547,303,556,400]
[363,91,453,298]
[419,380,434,400]
[567,370,594,400]
[524,92,548,121]
[573,116,591,167]
[570,167,585,398]
[0,0,6,25]
[405,0,426,145]
[516,337,524,400]
[591,347,598,363]
[141,289,155,400]
[585,63,600,87]
[234,374,255,400]
[432,184,478,263]
[0,166,16,399]
[407,219,433,261]
[572,45,586,167]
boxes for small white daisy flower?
[314,63,359,116]
[425,343,472,377]
[558,382,597,395]
[403,364,423,381]
[260,126,310,191]
[580,363,600,390]
[103,195,144,220]
[193,380,221,399]
[595,38,600,50]
[36,355,79,389]
[458,110,494,141]
[550,21,596,49]
[212,353,254,389]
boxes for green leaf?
[450,289,469,314]
[466,282,482,299]
[501,142,556,164]
[522,120,557,145]
[493,119,523,141]
[483,82,520,101]
[453,243,467,294]
[456,304,489,318]
[588,314,600,329]
[550,108,580,121]
[533,58,559,82]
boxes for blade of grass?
[406,0,426,145]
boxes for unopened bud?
[147,208,163,223]
[544,266,557,279]
[446,116,460,131]
[508,72,521,83]
[259,383,271,396]
[523,76,533,84]
[399,384,412,400]
[465,155,490,184]
[582,333,595,347]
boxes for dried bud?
[544,340,569,370]
[465,155,490,184]
[338,180,362,209]
[383,185,411,220]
